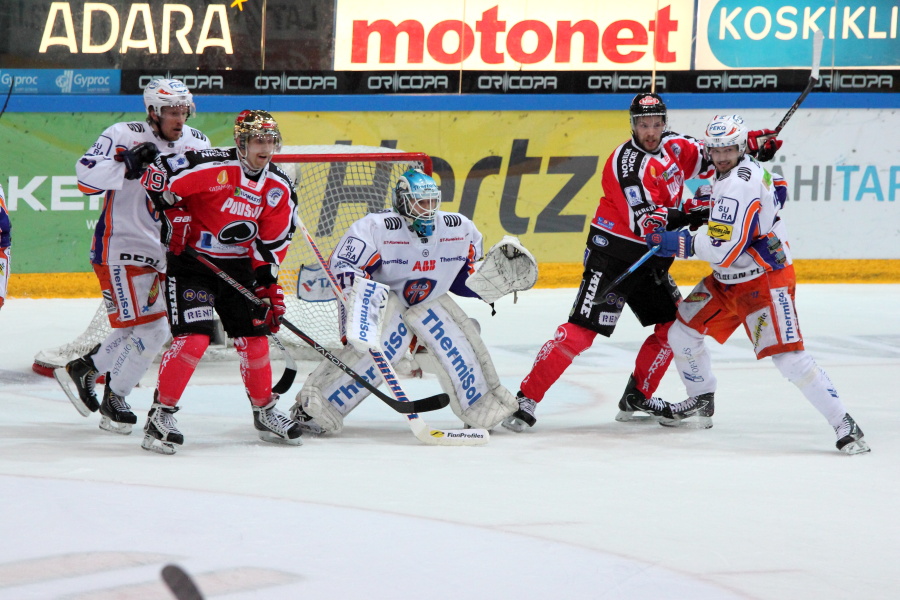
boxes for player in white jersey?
[55,79,211,435]
[0,184,10,310]
[291,169,535,434]
[646,114,869,454]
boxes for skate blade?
[615,410,659,423]
[659,415,713,429]
[501,416,527,433]
[141,434,177,455]
[53,368,94,417]
[840,439,871,455]
[257,430,303,446]
[99,417,133,436]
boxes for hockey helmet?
[234,109,283,155]
[629,92,667,130]
[394,169,441,237]
[143,78,194,119]
[704,114,749,155]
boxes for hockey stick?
[184,247,448,414]
[591,245,661,305]
[161,564,204,600]
[269,333,297,394]
[775,29,824,134]
[295,217,489,446]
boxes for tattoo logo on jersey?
[711,197,738,224]
[598,312,619,326]
[591,235,609,247]
[147,278,160,306]
[266,188,283,207]
[196,290,210,303]
[686,291,710,303]
[127,123,145,133]
[183,289,196,301]
[384,216,403,230]
[593,216,615,230]
[738,167,752,181]
[624,186,643,207]
[422,249,430,257]
[707,222,733,241]
[185,306,215,323]
[403,278,436,305]
[336,236,366,264]
[661,163,679,182]
[443,214,462,227]
[218,220,258,244]
[79,157,97,169]
[217,170,228,185]
[167,156,188,171]
[412,260,436,272]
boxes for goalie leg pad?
[405,295,517,429]
[346,276,391,353]
[296,296,415,433]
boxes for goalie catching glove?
[465,235,538,304]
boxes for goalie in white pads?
[292,169,537,433]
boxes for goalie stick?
[295,217,490,446]
[775,29,824,134]
[161,564,204,600]
[183,247,448,415]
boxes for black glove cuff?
[254,264,278,287]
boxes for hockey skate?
[501,392,537,433]
[834,413,871,455]
[141,396,184,455]
[289,402,326,435]
[253,397,303,446]
[54,344,101,417]
[659,392,715,429]
[615,374,671,422]
[98,377,137,435]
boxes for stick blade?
[394,393,451,414]
[811,29,824,80]
[161,564,204,600]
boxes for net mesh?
[33,145,430,371]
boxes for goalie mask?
[394,169,441,237]
[234,109,283,174]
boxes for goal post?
[32,145,432,375]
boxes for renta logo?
[339,3,688,70]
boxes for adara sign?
[334,0,694,71]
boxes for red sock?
[520,323,596,402]
[632,321,674,398]
[235,336,272,407]
[156,334,209,406]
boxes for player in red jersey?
[505,93,779,431]
[138,110,301,454]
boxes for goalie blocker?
[295,293,517,433]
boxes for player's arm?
[692,180,761,268]
[76,124,157,194]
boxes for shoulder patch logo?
[738,167,752,181]
[442,214,462,227]
[127,123,144,133]
[384,216,403,230]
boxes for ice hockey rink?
[1,284,896,600]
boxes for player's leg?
[618,264,681,421]
[215,261,301,446]
[404,295,518,429]
[141,258,212,454]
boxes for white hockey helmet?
[143,78,194,119]
[703,114,748,154]
[394,169,441,237]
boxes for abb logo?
[349,5,679,67]
[413,260,437,272]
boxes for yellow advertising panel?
[274,109,629,265]
[334,0,695,71]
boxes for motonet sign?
[335,0,694,70]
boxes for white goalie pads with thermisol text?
[345,276,390,353]
[465,235,538,304]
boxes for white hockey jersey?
[331,210,484,308]
[76,120,210,269]
[693,155,792,284]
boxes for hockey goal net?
[32,146,432,375]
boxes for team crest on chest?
[403,278,436,305]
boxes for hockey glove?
[254,282,286,334]
[747,129,782,162]
[162,208,191,255]
[646,228,694,259]
[118,142,160,180]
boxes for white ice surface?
[1,286,897,599]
